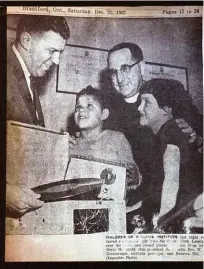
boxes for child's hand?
[69,132,80,149]
[126,164,142,190]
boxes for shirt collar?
[12,44,31,82]
[12,44,34,100]
[124,93,139,103]
[124,80,145,104]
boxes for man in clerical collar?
[106,42,202,157]
[106,42,203,221]
[108,42,145,105]
[106,43,203,207]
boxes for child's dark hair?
[140,78,181,110]
[76,85,107,109]
[139,78,197,125]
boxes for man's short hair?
[16,15,70,41]
[107,42,143,62]
[76,85,107,110]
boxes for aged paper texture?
[6,5,203,261]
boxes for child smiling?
[70,85,142,195]
[136,78,202,232]
[71,85,136,165]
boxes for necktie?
[30,77,45,127]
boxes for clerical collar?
[124,93,139,103]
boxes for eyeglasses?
[108,59,141,77]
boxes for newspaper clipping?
[6,6,203,261]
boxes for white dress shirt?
[12,44,40,120]
[12,44,33,101]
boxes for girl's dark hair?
[139,78,195,120]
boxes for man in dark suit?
[7,15,70,217]
[106,43,202,169]
[105,43,203,212]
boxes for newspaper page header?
[6,4,203,262]
[7,6,202,18]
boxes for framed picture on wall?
[56,44,109,94]
[6,27,189,94]
[144,62,189,92]
[56,44,189,94]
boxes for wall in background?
[7,15,203,131]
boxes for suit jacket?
[7,45,45,126]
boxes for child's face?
[74,95,105,130]
[138,93,164,129]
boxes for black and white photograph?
[5,5,203,261]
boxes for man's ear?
[139,60,145,76]
[101,108,109,120]
[19,32,32,50]
[163,106,172,116]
